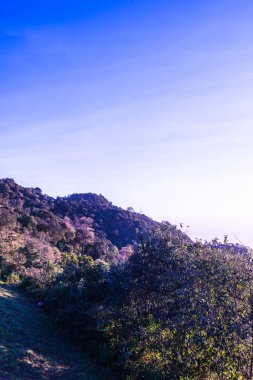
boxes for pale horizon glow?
[0,0,253,246]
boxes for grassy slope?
[0,283,111,380]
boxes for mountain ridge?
[0,178,191,249]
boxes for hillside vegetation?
[0,178,252,379]
[0,283,110,380]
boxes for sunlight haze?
[1,0,253,246]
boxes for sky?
[0,0,253,246]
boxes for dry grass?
[0,283,112,380]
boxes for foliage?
[104,234,253,379]
[0,178,252,379]
[43,229,253,379]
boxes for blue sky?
[1,0,253,246]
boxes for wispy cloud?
[1,0,253,245]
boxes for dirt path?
[0,284,111,380]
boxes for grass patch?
[0,284,111,380]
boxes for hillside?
[0,282,111,380]
[1,178,251,379]
[0,178,190,251]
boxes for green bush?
[6,273,20,284]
